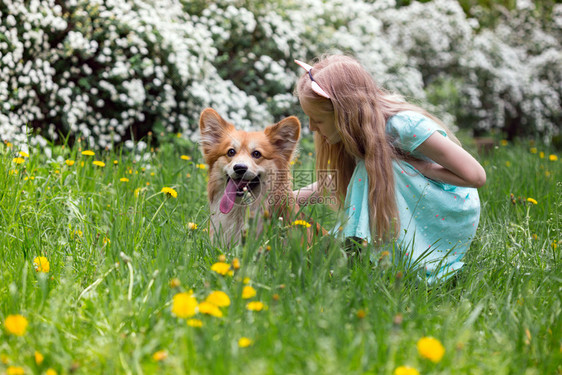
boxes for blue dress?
[339,111,481,283]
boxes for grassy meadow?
[0,134,561,375]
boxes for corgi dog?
[199,108,301,245]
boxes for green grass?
[0,136,560,375]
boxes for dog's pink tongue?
[220,179,238,214]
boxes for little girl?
[293,55,486,283]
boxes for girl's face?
[300,98,341,144]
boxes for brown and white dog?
[199,108,302,245]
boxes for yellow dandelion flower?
[549,154,558,161]
[211,262,231,275]
[553,241,558,250]
[65,159,75,166]
[532,233,538,240]
[187,318,203,327]
[205,291,231,307]
[218,254,226,262]
[417,336,445,363]
[242,285,257,299]
[356,309,367,319]
[12,157,25,164]
[530,147,537,154]
[186,173,191,178]
[196,164,207,169]
[187,222,198,230]
[19,151,29,157]
[152,350,168,361]
[527,198,538,205]
[33,256,50,273]
[161,187,178,198]
[171,292,197,319]
[6,141,13,148]
[232,258,240,270]
[34,351,44,365]
[292,220,311,228]
[46,369,57,375]
[394,366,420,375]
[113,160,118,165]
[500,139,508,146]
[176,132,182,138]
[169,278,181,288]
[6,366,25,375]
[120,177,129,182]
[539,151,545,159]
[181,155,191,161]
[4,314,28,336]
[243,277,251,284]
[134,188,142,197]
[246,301,265,312]
[198,301,223,317]
[81,150,95,156]
[93,161,105,167]
[238,337,252,348]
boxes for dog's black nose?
[233,164,248,175]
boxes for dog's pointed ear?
[265,116,301,161]
[199,108,234,156]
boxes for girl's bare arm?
[411,132,486,188]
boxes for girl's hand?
[414,132,486,188]
[293,182,318,206]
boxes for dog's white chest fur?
[208,197,267,246]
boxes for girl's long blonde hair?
[296,54,459,242]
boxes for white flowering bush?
[0,0,272,148]
[379,0,561,138]
[456,1,562,138]
[1,0,560,149]
[383,0,474,80]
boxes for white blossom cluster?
[1,0,560,149]
[358,0,560,137]
[0,0,275,148]
[457,1,562,137]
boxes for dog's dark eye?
[252,150,262,159]
[227,148,236,157]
